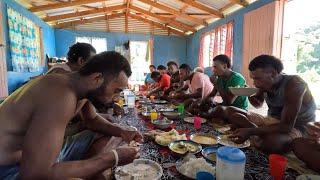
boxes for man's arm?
[183,88,202,99]
[248,89,265,108]
[20,91,116,179]
[175,84,188,93]
[218,88,237,106]
[250,77,306,136]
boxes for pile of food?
[115,159,162,180]
[153,129,187,146]
[177,156,215,179]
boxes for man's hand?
[229,128,253,144]
[115,147,140,166]
[120,129,143,143]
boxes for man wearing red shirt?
[148,71,171,96]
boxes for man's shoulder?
[231,71,245,80]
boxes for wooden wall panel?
[242,0,284,86]
[0,3,9,99]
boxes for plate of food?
[162,112,181,120]
[229,86,258,96]
[201,146,219,164]
[152,118,174,129]
[169,140,202,155]
[154,129,187,146]
[176,155,215,179]
[158,108,175,112]
[296,174,320,180]
[115,159,163,180]
[184,117,207,124]
[153,100,168,104]
[190,133,218,146]
[217,135,250,148]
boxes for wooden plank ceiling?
[17,0,256,36]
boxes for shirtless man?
[228,55,316,154]
[0,51,142,179]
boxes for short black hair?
[67,42,96,63]
[179,64,191,72]
[151,71,161,79]
[167,61,178,67]
[249,55,284,73]
[79,51,132,78]
[157,65,167,70]
[149,65,156,69]
[212,54,231,68]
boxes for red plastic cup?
[194,116,202,130]
[269,154,287,180]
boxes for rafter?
[43,4,126,22]
[229,0,249,7]
[55,13,124,28]
[29,0,108,12]
[138,0,207,26]
[50,0,98,10]
[125,0,131,33]
[219,2,235,12]
[128,13,185,36]
[130,5,196,33]
[176,0,223,18]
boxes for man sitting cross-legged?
[227,55,317,154]
[0,51,142,179]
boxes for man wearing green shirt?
[211,55,248,110]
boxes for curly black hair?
[249,55,284,73]
[67,42,96,63]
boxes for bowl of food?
[162,112,181,120]
[190,133,218,146]
[201,146,219,164]
[115,159,163,180]
[169,140,202,155]
[229,86,258,96]
[184,117,207,124]
[152,118,174,130]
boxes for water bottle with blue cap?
[216,146,246,180]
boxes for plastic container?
[216,146,246,180]
[127,94,136,108]
[269,154,287,180]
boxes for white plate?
[184,117,207,124]
[229,87,258,96]
[217,135,250,148]
[296,174,320,180]
[115,159,163,180]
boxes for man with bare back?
[0,51,142,179]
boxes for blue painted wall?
[1,0,56,93]
[186,0,274,72]
[54,29,187,66]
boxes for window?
[75,36,107,53]
[199,22,233,68]
[281,0,320,109]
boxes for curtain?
[7,7,41,72]
[198,21,234,68]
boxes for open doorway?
[129,40,152,85]
[281,0,320,119]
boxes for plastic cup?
[194,116,202,130]
[177,104,184,114]
[196,171,214,180]
[150,111,158,122]
[269,154,287,180]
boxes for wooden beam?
[130,5,196,32]
[44,4,126,22]
[229,0,249,7]
[55,13,124,28]
[29,0,108,12]
[219,2,235,12]
[128,13,185,36]
[138,0,207,26]
[49,0,98,10]
[125,0,131,33]
[176,0,223,18]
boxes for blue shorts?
[0,130,96,180]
